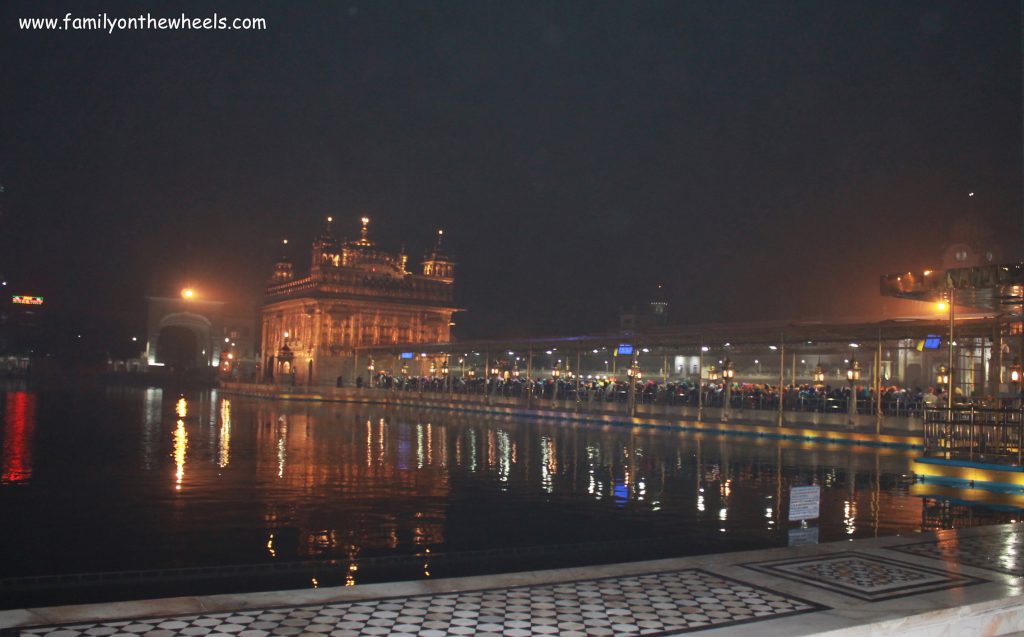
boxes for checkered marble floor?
[740,551,987,602]
[16,569,825,637]
[888,527,1024,577]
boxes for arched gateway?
[144,295,256,377]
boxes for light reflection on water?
[0,385,1020,587]
[1,391,35,484]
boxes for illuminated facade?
[261,217,459,385]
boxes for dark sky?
[1,0,1020,345]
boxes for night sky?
[1,1,1020,348]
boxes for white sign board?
[788,526,820,547]
[788,485,820,522]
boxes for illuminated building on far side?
[260,217,460,385]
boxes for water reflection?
[218,399,231,468]
[173,397,188,491]
[1,391,35,484]
[2,386,1023,587]
[276,415,287,479]
[142,388,162,470]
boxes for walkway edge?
[219,383,925,450]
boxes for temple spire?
[360,216,370,244]
[422,228,454,281]
[271,238,294,283]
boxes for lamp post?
[1010,358,1022,396]
[702,364,717,421]
[721,358,735,422]
[367,358,375,389]
[442,357,450,395]
[936,363,952,408]
[946,291,956,411]
[626,360,643,416]
[813,362,826,413]
[847,359,861,426]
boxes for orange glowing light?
[181,288,195,300]
[936,301,947,312]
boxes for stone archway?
[149,312,214,370]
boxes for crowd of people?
[359,372,994,416]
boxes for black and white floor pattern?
[18,569,825,637]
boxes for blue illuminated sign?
[400,352,414,359]
[617,344,634,356]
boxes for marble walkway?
[5,524,1024,637]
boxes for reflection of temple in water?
[235,405,930,574]
[250,406,453,572]
[127,391,997,587]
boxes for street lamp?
[721,358,735,422]
[936,363,950,386]
[846,359,861,382]
[813,363,825,383]
[722,358,735,380]
[1010,358,1022,385]
[847,359,861,425]
[442,356,451,393]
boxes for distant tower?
[940,191,1002,268]
[310,216,340,272]
[619,282,668,330]
[271,238,294,283]
[650,283,669,318]
[422,229,455,282]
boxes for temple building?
[260,217,459,385]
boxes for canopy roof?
[880,263,1024,311]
